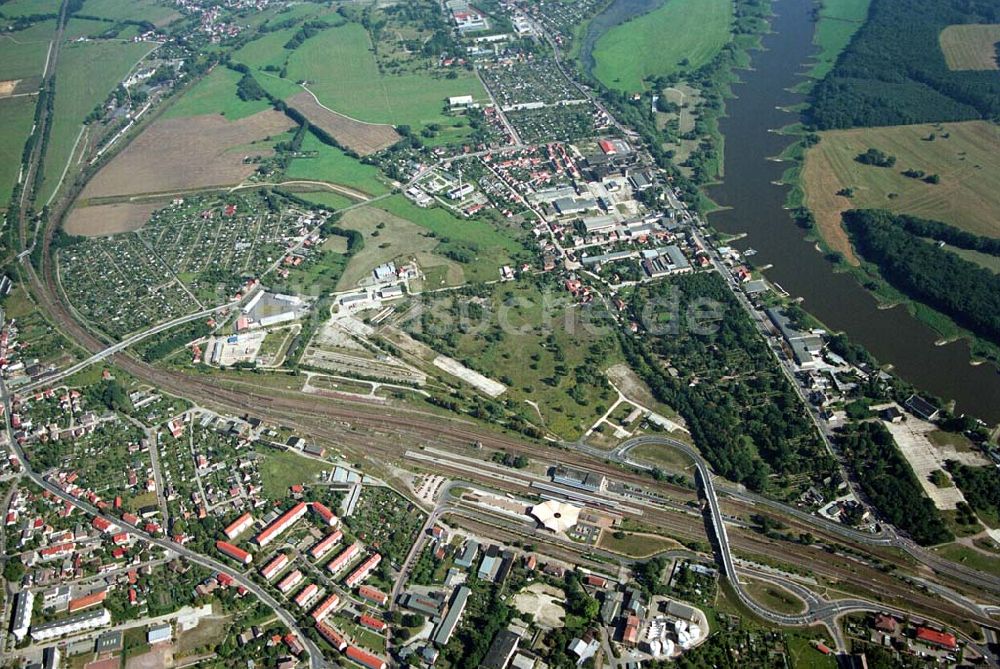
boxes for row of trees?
[844,209,1000,344]
[809,0,1000,129]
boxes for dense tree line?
[881,212,1000,257]
[946,461,1000,523]
[837,421,952,545]
[844,209,1000,344]
[619,273,835,493]
[808,0,1000,129]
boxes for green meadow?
[286,134,390,196]
[808,0,871,79]
[592,0,733,91]
[283,22,484,130]
[39,39,155,204]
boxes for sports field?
[801,121,1000,263]
[808,0,871,78]
[0,95,36,208]
[939,24,1000,71]
[164,67,272,121]
[39,39,155,204]
[285,134,390,196]
[591,0,732,91]
[283,22,484,129]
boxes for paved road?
[20,300,239,393]
[605,434,999,660]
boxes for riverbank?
[703,0,1000,422]
[578,0,773,210]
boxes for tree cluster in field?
[808,0,1000,129]
[619,273,836,493]
[844,209,1000,345]
[836,421,952,545]
[946,461,1000,524]
[854,148,896,168]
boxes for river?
[702,0,1000,422]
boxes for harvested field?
[801,120,1000,263]
[288,91,399,156]
[939,24,1000,71]
[81,110,294,200]
[64,202,159,236]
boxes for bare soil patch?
[288,91,400,156]
[64,201,160,236]
[0,79,19,97]
[939,24,1000,71]
[81,110,294,199]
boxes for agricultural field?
[39,38,155,204]
[0,0,61,16]
[164,67,273,121]
[285,91,400,156]
[0,19,55,83]
[591,0,733,91]
[402,277,621,440]
[801,120,1000,263]
[79,110,294,200]
[78,0,182,27]
[63,201,159,236]
[808,0,872,79]
[939,24,1000,70]
[0,95,35,207]
[283,22,484,131]
[285,133,389,196]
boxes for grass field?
[939,24,1000,71]
[597,530,682,557]
[808,0,871,79]
[801,120,1000,263]
[933,543,1000,577]
[334,204,466,290]
[592,0,733,91]
[743,579,807,615]
[79,0,182,27]
[286,134,389,195]
[0,21,54,82]
[286,189,356,211]
[629,441,695,472]
[231,25,300,71]
[283,22,485,130]
[39,39,155,204]
[0,0,60,16]
[0,95,36,208]
[256,447,329,499]
[164,67,272,121]
[409,279,622,439]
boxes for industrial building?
[432,586,470,646]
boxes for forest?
[946,461,1000,525]
[808,0,1000,129]
[619,273,836,495]
[882,213,1000,257]
[836,421,952,546]
[843,209,1000,345]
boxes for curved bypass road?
[608,435,1000,656]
